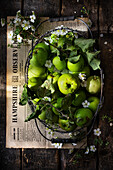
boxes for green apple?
[57,97,64,107]
[28,65,45,79]
[38,110,46,120]
[53,56,66,71]
[72,90,86,107]
[52,103,60,116]
[28,77,42,91]
[58,73,80,95]
[88,96,100,112]
[59,118,76,131]
[32,48,48,66]
[67,56,84,72]
[34,42,50,52]
[86,76,101,94]
[52,97,63,115]
[74,108,93,127]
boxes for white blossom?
[22,20,31,30]
[14,17,21,26]
[31,25,35,32]
[42,96,51,102]
[51,143,63,149]
[68,148,74,154]
[81,80,87,87]
[8,31,13,38]
[1,18,5,27]
[45,60,53,68]
[78,73,86,81]
[82,100,90,108]
[90,145,96,152]
[16,10,21,15]
[110,123,113,126]
[53,29,68,36]
[104,41,108,45]
[72,143,77,146]
[100,33,104,38]
[10,39,14,44]
[94,128,101,136]
[17,34,22,43]
[85,147,89,154]
[30,13,36,23]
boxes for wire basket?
[24,16,104,143]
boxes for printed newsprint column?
[6,17,88,148]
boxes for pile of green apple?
[20,28,101,132]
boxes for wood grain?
[0,24,21,170]
[99,0,113,33]
[22,149,60,170]
[23,0,60,17]
[0,0,21,17]
[98,34,113,170]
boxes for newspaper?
[6,17,88,148]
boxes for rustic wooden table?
[0,0,113,169]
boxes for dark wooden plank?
[23,0,60,17]
[62,0,98,33]
[99,0,113,33]
[60,149,97,170]
[0,24,21,169]
[0,0,21,17]
[61,0,84,16]
[84,0,99,34]
[22,149,60,170]
[98,34,113,170]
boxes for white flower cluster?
[41,78,55,94]
[51,143,63,149]
[7,10,37,45]
[85,145,97,154]
[42,96,51,102]
[85,128,101,154]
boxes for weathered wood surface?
[0,0,113,169]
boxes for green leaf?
[90,58,100,70]
[69,50,78,57]
[25,110,40,122]
[86,51,100,63]
[19,84,29,105]
[74,38,96,52]
[68,55,80,64]
[61,94,74,110]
